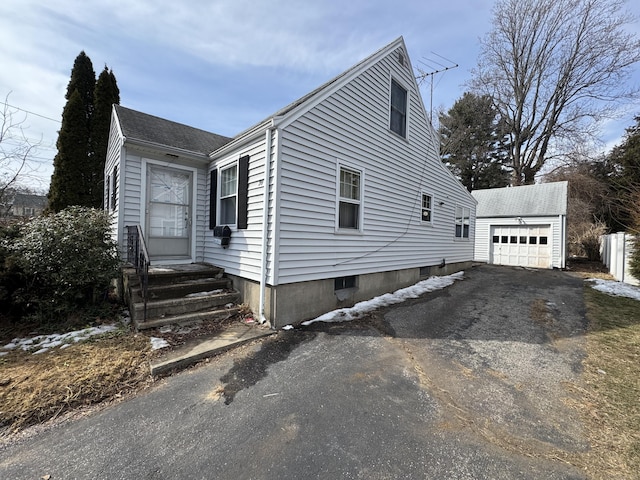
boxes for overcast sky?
[1,0,639,191]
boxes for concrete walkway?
[149,323,274,376]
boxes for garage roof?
[472,181,568,217]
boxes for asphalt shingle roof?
[114,105,233,155]
[472,181,568,217]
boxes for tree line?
[437,0,640,265]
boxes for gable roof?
[114,105,233,156]
[211,36,411,157]
[472,181,568,217]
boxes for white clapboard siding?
[203,139,269,281]
[105,114,124,249]
[273,44,475,284]
[193,163,208,262]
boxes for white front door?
[490,225,552,268]
[146,165,193,260]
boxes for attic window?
[390,79,407,138]
[398,51,406,66]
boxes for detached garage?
[472,182,568,269]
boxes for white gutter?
[259,127,273,325]
[560,214,566,269]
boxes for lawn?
[572,286,640,479]
[0,325,151,434]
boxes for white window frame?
[218,162,238,227]
[389,76,409,139]
[421,192,433,224]
[336,164,364,233]
[455,205,471,239]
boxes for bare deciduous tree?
[0,94,41,214]
[472,0,640,185]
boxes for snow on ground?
[0,325,118,355]
[587,278,640,301]
[150,337,170,350]
[298,271,465,327]
[185,289,223,298]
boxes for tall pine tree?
[91,67,120,208]
[439,92,509,192]
[48,52,119,211]
[48,90,91,211]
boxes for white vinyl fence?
[600,233,639,286]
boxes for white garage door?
[490,225,552,268]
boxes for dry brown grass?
[0,330,151,434]
[568,287,640,479]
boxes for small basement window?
[335,275,357,291]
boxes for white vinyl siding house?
[107,37,476,327]
[472,182,568,269]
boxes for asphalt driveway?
[0,265,589,479]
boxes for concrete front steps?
[124,263,241,330]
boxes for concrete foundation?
[229,261,471,329]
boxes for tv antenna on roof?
[416,52,458,124]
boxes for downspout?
[560,214,566,269]
[258,127,273,325]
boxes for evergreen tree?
[439,92,509,191]
[48,52,119,210]
[48,90,91,211]
[65,51,95,119]
[90,67,120,207]
[603,115,640,232]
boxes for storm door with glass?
[146,165,193,260]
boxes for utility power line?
[1,101,60,123]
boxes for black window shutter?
[209,169,217,230]
[237,155,250,229]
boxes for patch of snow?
[302,271,465,326]
[150,337,170,350]
[185,289,223,298]
[587,278,640,301]
[1,324,118,355]
[282,325,294,331]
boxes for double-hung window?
[421,193,433,223]
[455,205,470,239]
[338,166,361,230]
[220,164,238,225]
[390,79,407,138]
[210,155,249,231]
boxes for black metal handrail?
[126,225,150,323]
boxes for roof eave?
[210,118,275,159]
[124,136,211,163]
